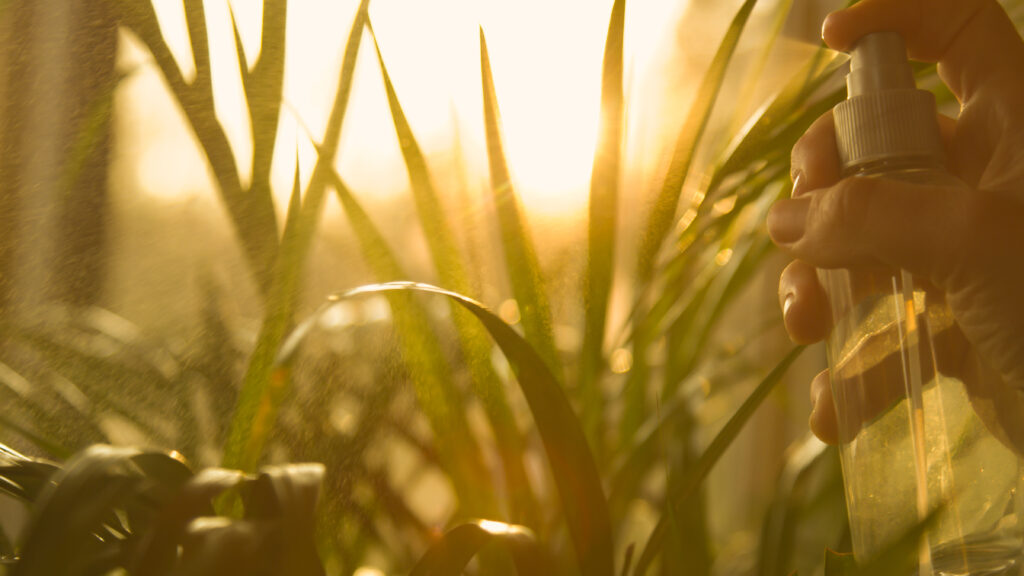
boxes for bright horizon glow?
[119,0,685,222]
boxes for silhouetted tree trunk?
[0,0,117,315]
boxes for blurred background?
[0,0,851,574]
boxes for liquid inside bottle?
[823,168,1024,575]
[822,31,1024,574]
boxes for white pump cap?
[833,32,944,171]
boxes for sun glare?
[120,0,684,222]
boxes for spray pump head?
[833,32,944,172]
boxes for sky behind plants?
[118,0,686,221]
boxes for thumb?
[766,176,969,286]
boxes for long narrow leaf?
[634,0,759,287]
[632,346,805,575]
[322,172,496,515]
[724,0,796,138]
[182,0,211,92]
[580,0,626,458]
[292,282,614,576]
[221,0,369,473]
[248,0,287,196]
[370,25,536,525]
[222,161,307,473]
[665,237,774,396]
[111,0,277,294]
[479,29,561,380]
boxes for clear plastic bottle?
[822,32,1024,575]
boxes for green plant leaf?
[0,447,60,503]
[177,517,275,575]
[676,50,843,252]
[3,307,186,447]
[369,23,536,526]
[632,346,805,575]
[580,0,626,458]
[711,51,844,188]
[183,0,211,92]
[619,219,766,445]
[110,0,277,294]
[664,237,774,394]
[222,0,370,473]
[409,520,553,576]
[724,0,796,138]
[0,356,105,455]
[292,282,614,576]
[608,392,686,522]
[57,66,136,202]
[659,409,712,576]
[634,0,759,288]
[247,0,287,199]
[757,437,846,576]
[128,467,245,575]
[242,464,326,576]
[226,0,288,264]
[227,6,250,92]
[222,159,308,473]
[479,28,562,381]
[319,0,371,158]
[12,445,143,576]
[320,172,496,516]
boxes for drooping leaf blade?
[322,172,496,515]
[291,282,614,576]
[369,23,536,525]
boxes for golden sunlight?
[120,0,685,221]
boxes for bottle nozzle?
[847,32,916,96]
[833,31,944,171]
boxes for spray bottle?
[822,32,1024,575]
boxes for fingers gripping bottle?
[822,32,1024,575]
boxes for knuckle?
[822,178,872,241]
[958,191,1020,270]
[791,112,836,181]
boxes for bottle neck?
[842,154,948,179]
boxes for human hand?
[767,0,1024,447]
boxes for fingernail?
[791,172,807,197]
[767,198,810,244]
[783,293,795,319]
